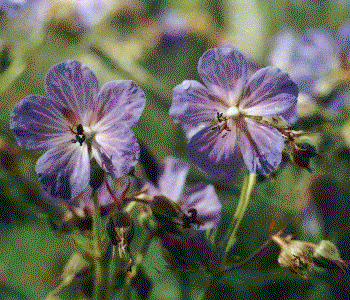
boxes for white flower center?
[226,106,240,118]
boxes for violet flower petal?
[45,60,99,124]
[10,95,69,150]
[198,46,249,106]
[93,80,146,129]
[181,183,221,229]
[238,118,284,174]
[158,156,189,202]
[92,125,139,178]
[187,125,243,182]
[240,67,298,121]
[170,80,224,137]
[36,143,90,200]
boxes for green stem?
[179,271,191,300]
[201,173,257,300]
[123,229,154,299]
[219,172,257,273]
[92,191,105,300]
[224,239,271,271]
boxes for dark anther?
[70,124,86,146]
[182,208,198,228]
[217,112,224,122]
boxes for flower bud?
[150,195,182,225]
[293,142,318,171]
[89,159,105,192]
[107,212,134,255]
[277,241,315,279]
[313,240,347,271]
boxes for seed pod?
[107,211,134,247]
[313,240,347,271]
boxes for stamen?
[69,124,86,146]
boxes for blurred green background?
[1,0,350,299]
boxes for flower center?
[69,124,86,146]
[226,106,240,118]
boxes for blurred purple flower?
[11,60,145,200]
[142,156,221,229]
[270,29,338,98]
[170,46,298,181]
[157,11,189,53]
[0,0,48,29]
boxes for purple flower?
[157,11,189,53]
[44,176,129,217]
[170,46,298,181]
[141,156,221,229]
[270,29,338,98]
[11,60,145,200]
[0,0,48,29]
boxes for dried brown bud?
[278,240,315,279]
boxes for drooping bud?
[150,195,182,225]
[313,240,348,271]
[293,142,319,171]
[107,211,134,257]
[277,240,315,279]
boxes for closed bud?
[89,159,105,192]
[313,240,348,271]
[107,212,134,256]
[293,142,318,171]
[277,241,315,279]
[150,195,182,225]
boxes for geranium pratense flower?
[141,156,221,229]
[11,60,145,200]
[170,46,298,181]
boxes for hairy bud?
[293,142,318,171]
[313,240,348,271]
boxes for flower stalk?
[92,191,106,300]
[219,172,257,273]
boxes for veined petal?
[240,67,298,121]
[45,60,99,124]
[238,118,284,175]
[36,143,90,200]
[198,46,249,106]
[181,183,221,229]
[158,156,189,202]
[93,80,146,129]
[170,80,224,137]
[92,125,139,178]
[10,95,70,150]
[187,125,243,182]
